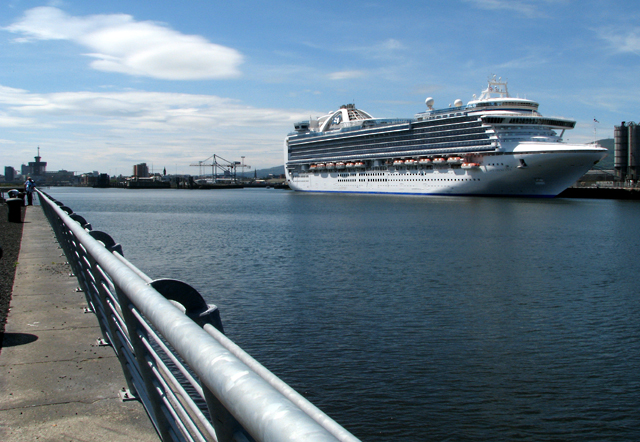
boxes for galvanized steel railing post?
[114,285,179,441]
[85,239,140,399]
[41,197,95,315]
[149,279,249,442]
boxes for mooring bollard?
[7,198,23,223]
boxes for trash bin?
[7,189,19,198]
[7,198,23,223]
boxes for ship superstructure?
[284,76,607,196]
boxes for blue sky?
[1,0,639,175]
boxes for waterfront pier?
[0,206,158,440]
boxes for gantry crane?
[189,154,251,183]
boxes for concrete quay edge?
[0,206,159,441]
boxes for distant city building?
[133,163,149,178]
[45,169,76,186]
[4,166,15,182]
[614,122,640,181]
[95,173,110,188]
[22,147,47,178]
[80,173,96,186]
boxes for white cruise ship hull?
[284,78,608,197]
[285,144,606,197]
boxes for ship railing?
[287,142,496,165]
[287,118,412,137]
[36,189,360,442]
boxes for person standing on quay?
[24,177,35,205]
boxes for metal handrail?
[37,189,360,442]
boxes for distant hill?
[594,138,614,170]
[253,165,285,178]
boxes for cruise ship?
[284,76,607,197]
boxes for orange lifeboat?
[354,161,365,168]
[392,159,404,167]
[309,164,317,171]
[447,157,463,165]
[461,162,480,169]
[432,158,446,166]
[346,162,355,168]
[336,162,346,169]
[325,162,335,169]
[404,159,417,166]
[418,158,432,165]
[316,163,326,170]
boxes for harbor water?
[45,187,640,441]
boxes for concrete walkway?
[0,206,159,441]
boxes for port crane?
[189,154,251,183]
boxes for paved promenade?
[0,206,159,441]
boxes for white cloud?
[0,84,314,171]
[3,7,243,80]
[336,38,407,61]
[596,27,640,55]
[328,70,367,80]
[0,112,37,128]
[497,53,549,69]
[463,0,547,17]
[0,86,307,129]
[357,38,406,60]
